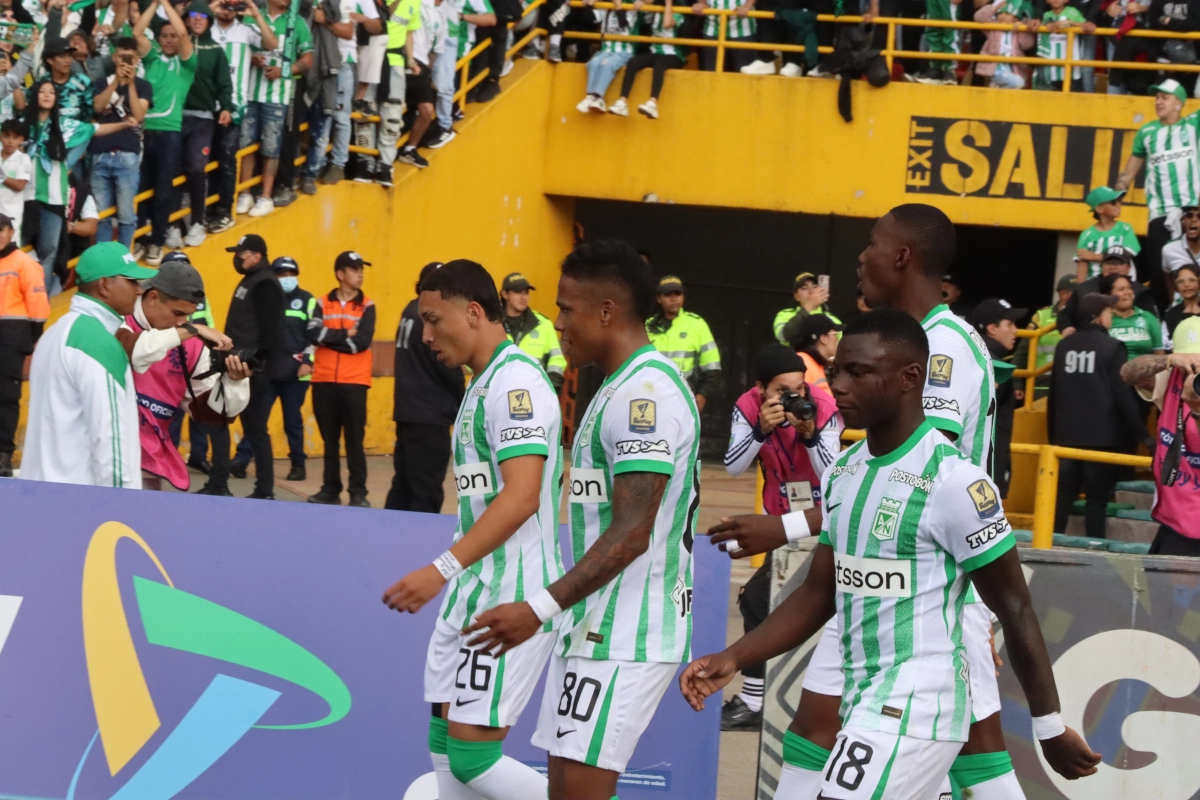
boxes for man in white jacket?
[20,242,156,488]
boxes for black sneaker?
[307,488,342,505]
[720,695,762,731]
[273,185,298,207]
[452,104,465,121]
[207,214,234,234]
[376,161,394,187]
[348,494,370,508]
[0,451,12,478]
[472,79,501,103]
[426,127,457,149]
[186,457,212,475]
[229,462,248,480]
[247,491,275,500]
[350,159,373,183]
[398,148,429,169]
[286,463,307,481]
[300,176,318,195]
[195,483,233,496]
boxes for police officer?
[1015,274,1074,400]
[500,271,567,392]
[230,256,317,482]
[646,275,722,413]
[774,272,841,344]
[1049,292,1147,538]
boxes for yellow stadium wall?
[543,64,1200,234]
[15,59,575,464]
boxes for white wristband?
[433,551,464,581]
[1032,712,1066,741]
[527,588,563,623]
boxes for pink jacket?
[974,3,1035,78]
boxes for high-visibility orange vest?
[313,290,374,386]
[0,247,49,352]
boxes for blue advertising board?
[0,480,727,800]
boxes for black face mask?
[233,253,247,273]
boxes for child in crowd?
[1077,186,1140,281]
[1034,0,1093,91]
[575,0,638,113]
[608,0,683,119]
[0,119,29,244]
[974,0,1034,89]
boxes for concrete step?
[1115,490,1153,510]
[1065,514,1158,543]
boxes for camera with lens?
[207,346,267,374]
[779,389,817,422]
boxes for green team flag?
[68,0,94,11]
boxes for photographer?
[116,260,252,491]
[1121,317,1200,556]
[718,343,842,732]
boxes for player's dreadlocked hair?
[560,240,657,321]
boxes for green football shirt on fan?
[1109,307,1164,360]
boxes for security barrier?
[1015,321,1056,408]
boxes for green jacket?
[504,309,567,389]
[646,309,722,398]
[184,32,234,115]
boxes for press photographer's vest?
[125,314,205,492]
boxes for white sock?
[934,776,952,799]
[432,753,487,800]
[466,755,549,800]
[738,676,764,713]
[775,762,824,800]
[550,33,562,47]
[960,770,1025,800]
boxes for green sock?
[782,730,832,770]
[428,716,448,755]
[446,736,503,784]
[949,751,1014,787]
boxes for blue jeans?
[989,64,1025,89]
[331,65,356,169]
[36,206,63,296]
[586,51,632,96]
[140,130,183,247]
[91,150,140,248]
[435,37,457,131]
[240,101,288,159]
[232,378,309,467]
[302,100,328,179]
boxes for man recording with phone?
[116,258,252,491]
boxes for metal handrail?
[1014,322,1057,408]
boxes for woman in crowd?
[608,0,683,119]
[1165,264,1200,345]
[575,0,638,112]
[1102,272,1164,360]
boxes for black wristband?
[182,322,199,337]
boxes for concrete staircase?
[1060,480,1157,549]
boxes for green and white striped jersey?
[644,11,684,55]
[1036,6,1083,82]
[452,0,492,59]
[438,341,566,631]
[561,345,700,664]
[817,422,1015,742]
[921,304,995,471]
[248,11,313,106]
[703,0,754,40]
[597,8,638,54]
[210,18,263,123]
[1132,112,1200,220]
[1077,221,1141,279]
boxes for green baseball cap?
[75,242,157,284]
[1086,186,1125,210]
[1150,78,1188,103]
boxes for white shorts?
[818,726,961,800]
[963,602,1001,722]
[531,655,677,774]
[801,618,844,697]
[423,617,555,728]
[357,34,388,85]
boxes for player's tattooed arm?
[548,472,668,610]
[463,472,667,655]
[970,549,1102,780]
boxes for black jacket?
[225,265,284,359]
[986,335,1016,495]
[268,286,316,381]
[185,32,234,114]
[393,298,464,426]
[1058,276,1159,332]
[1048,324,1145,449]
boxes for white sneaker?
[637,98,658,119]
[808,66,834,79]
[780,62,803,77]
[144,244,163,266]
[591,97,607,113]
[184,222,207,247]
[576,95,596,113]
[248,196,274,217]
[741,60,777,75]
[501,59,514,77]
[164,226,183,249]
[608,98,629,117]
[236,192,254,215]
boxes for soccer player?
[381,259,564,800]
[463,240,701,800]
[682,309,1101,799]
[708,203,1023,800]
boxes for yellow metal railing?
[564,1,1200,92]
[1014,322,1056,408]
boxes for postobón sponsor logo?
[888,468,933,494]
[966,518,1011,549]
[67,523,349,800]
[830,461,861,477]
[615,439,671,456]
[833,552,912,598]
[568,468,608,504]
[454,462,493,497]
